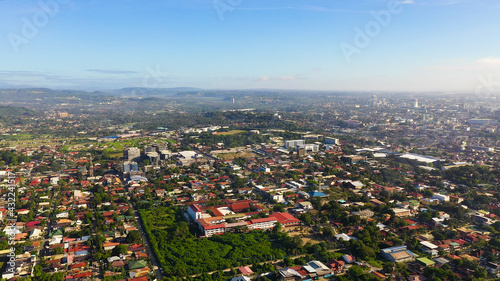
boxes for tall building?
[144,145,156,153]
[371,95,379,107]
[285,140,305,149]
[324,137,340,145]
[124,147,140,161]
[123,161,139,173]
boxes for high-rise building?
[285,140,305,148]
[123,161,139,173]
[124,147,140,161]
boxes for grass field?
[213,130,246,136]
[0,133,34,141]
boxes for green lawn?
[214,130,246,136]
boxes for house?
[298,201,313,210]
[304,260,331,277]
[18,209,30,215]
[431,193,450,202]
[30,228,42,240]
[238,266,254,276]
[484,262,500,275]
[112,261,126,268]
[393,208,412,217]
[128,260,148,271]
[420,241,439,256]
[328,259,345,273]
[335,233,355,242]
[307,191,327,198]
[103,242,120,251]
[278,268,303,281]
[342,255,355,264]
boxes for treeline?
[0,150,31,166]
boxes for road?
[132,206,163,280]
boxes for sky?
[1,0,500,93]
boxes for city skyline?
[1,0,500,93]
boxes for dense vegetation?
[444,165,500,187]
[139,205,302,277]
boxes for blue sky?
[1,0,499,92]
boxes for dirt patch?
[289,229,323,245]
[216,151,258,160]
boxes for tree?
[53,247,64,255]
[422,190,433,198]
[322,226,335,239]
[299,213,312,225]
[272,222,282,234]
[112,244,128,256]
[127,230,142,244]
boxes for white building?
[285,140,305,149]
[202,224,226,237]
[30,228,42,240]
[249,217,277,230]
[56,212,69,218]
[432,193,450,202]
[187,204,203,221]
[300,144,319,153]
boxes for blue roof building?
[307,191,327,198]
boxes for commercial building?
[125,147,141,161]
[123,161,139,173]
[324,137,340,145]
[381,246,416,263]
[285,140,305,149]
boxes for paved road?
[132,207,163,280]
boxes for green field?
[214,130,246,136]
